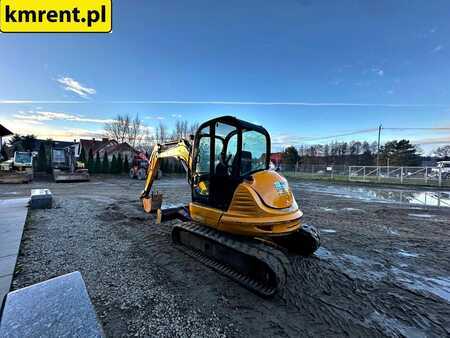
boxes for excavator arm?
[140,139,191,199]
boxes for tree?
[110,154,117,174]
[9,134,22,145]
[105,115,130,143]
[104,113,146,147]
[9,134,36,152]
[380,139,420,166]
[79,148,87,165]
[21,135,36,152]
[155,122,167,143]
[87,148,94,173]
[1,142,9,161]
[101,152,110,173]
[123,154,130,173]
[94,152,102,173]
[434,145,450,159]
[117,153,123,174]
[36,143,48,172]
[282,146,299,169]
[173,120,188,139]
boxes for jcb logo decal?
[0,0,112,33]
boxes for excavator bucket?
[142,193,163,213]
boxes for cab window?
[241,130,268,176]
[195,127,210,174]
[214,122,238,175]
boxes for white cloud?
[413,136,450,145]
[372,68,384,77]
[171,114,182,118]
[432,45,443,53]
[13,110,114,124]
[1,117,104,141]
[145,115,165,120]
[57,77,96,98]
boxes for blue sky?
[1,0,449,152]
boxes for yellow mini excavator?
[141,116,320,297]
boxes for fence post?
[439,167,442,187]
[331,166,334,180]
[400,167,404,184]
[425,167,428,184]
[377,166,381,182]
[363,166,366,181]
[348,166,351,181]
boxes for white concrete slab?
[0,197,29,302]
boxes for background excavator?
[141,116,320,297]
[51,145,89,182]
[0,151,34,184]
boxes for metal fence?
[281,164,450,187]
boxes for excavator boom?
[141,139,191,199]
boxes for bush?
[87,149,94,173]
[94,152,102,173]
[123,154,130,173]
[37,143,48,172]
[102,152,109,173]
[79,148,87,165]
[111,154,117,174]
[117,153,123,174]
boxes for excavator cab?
[191,116,270,211]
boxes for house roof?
[80,139,137,155]
[105,142,137,154]
[80,139,117,154]
[0,124,13,137]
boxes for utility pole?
[376,124,382,167]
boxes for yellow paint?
[190,203,223,227]
[189,170,303,237]
[248,171,293,209]
[0,0,111,33]
[142,140,191,198]
[218,178,302,236]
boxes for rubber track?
[172,222,290,298]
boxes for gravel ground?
[3,175,450,337]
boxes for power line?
[300,127,450,142]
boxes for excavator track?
[172,222,290,298]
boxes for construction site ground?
[2,175,449,337]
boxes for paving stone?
[0,271,105,337]
[0,197,28,304]
[0,275,11,302]
[0,255,17,277]
[30,189,52,209]
[0,233,22,257]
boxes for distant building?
[79,138,137,162]
[8,138,74,154]
[270,152,283,168]
[0,124,13,159]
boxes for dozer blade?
[172,222,290,298]
[270,224,320,256]
[53,169,90,183]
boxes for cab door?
[192,124,212,205]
